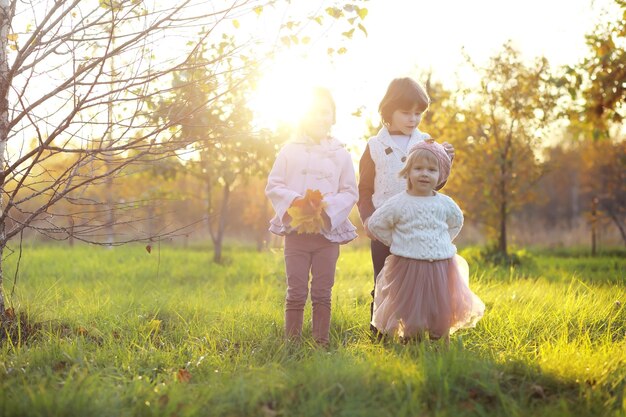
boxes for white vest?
[368,127,431,209]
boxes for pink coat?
[265,135,358,244]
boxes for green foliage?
[1,245,625,416]
[460,245,537,268]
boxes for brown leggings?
[284,233,339,345]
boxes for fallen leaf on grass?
[176,368,191,383]
[158,394,169,407]
[529,384,546,399]
[260,403,277,417]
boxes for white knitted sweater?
[367,191,463,261]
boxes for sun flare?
[249,56,331,131]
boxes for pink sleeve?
[323,150,358,231]
[265,148,301,221]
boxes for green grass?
[1,244,625,417]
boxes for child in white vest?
[357,77,455,336]
[367,140,484,342]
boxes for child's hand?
[442,142,455,160]
[364,218,378,241]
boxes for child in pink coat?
[266,87,358,346]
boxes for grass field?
[1,244,625,417]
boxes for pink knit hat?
[407,139,452,187]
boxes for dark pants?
[369,239,391,333]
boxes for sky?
[248,0,617,152]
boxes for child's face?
[407,154,439,196]
[389,105,421,135]
[301,96,334,142]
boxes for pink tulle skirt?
[371,254,484,338]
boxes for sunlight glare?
[250,57,325,131]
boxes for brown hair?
[398,148,439,190]
[378,78,430,126]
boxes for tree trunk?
[0,0,11,317]
[499,188,508,256]
[591,197,598,256]
[69,216,75,247]
[256,197,270,252]
[105,18,116,246]
[498,165,508,256]
[602,202,626,245]
[213,183,231,263]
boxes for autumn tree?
[448,43,559,257]
[558,0,626,250]
[562,0,625,138]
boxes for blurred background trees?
[1,0,624,275]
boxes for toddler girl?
[367,140,483,341]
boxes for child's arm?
[357,144,376,224]
[435,142,455,191]
[322,150,358,231]
[265,147,301,224]
[445,197,464,241]
[366,199,397,247]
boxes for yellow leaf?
[342,28,355,39]
[232,19,240,29]
[149,319,161,332]
[358,23,368,37]
[7,33,18,42]
[287,189,327,234]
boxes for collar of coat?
[290,133,346,150]
[375,126,431,154]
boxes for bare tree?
[0,0,371,316]
[0,0,273,317]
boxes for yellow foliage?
[287,189,327,234]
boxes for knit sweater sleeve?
[366,196,398,247]
[357,143,376,223]
[444,196,464,241]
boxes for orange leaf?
[287,189,327,234]
[145,245,152,254]
[176,368,192,383]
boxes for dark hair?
[378,78,430,126]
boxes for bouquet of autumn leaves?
[287,189,328,234]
